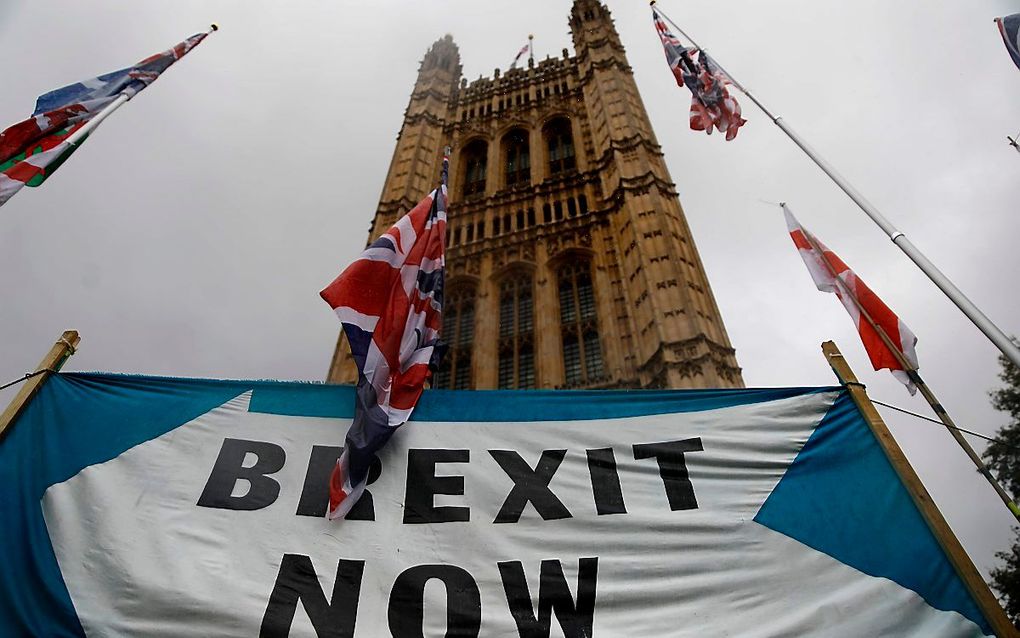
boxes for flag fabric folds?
[510,42,530,69]
[995,14,1020,71]
[319,156,448,520]
[0,31,211,209]
[784,206,919,394]
[652,9,746,141]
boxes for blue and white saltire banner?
[0,374,998,637]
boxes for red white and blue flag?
[510,41,530,69]
[652,9,746,141]
[319,154,448,520]
[995,13,1020,72]
[784,205,919,394]
[0,30,212,209]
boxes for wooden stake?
[822,341,1017,637]
[0,330,80,441]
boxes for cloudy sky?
[1,0,1019,583]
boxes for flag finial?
[210,23,219,31]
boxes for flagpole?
[786,203,1020,522]
[528,34,534,64]
[651,1,1020,372]
[61,94,130,147]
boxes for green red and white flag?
[0,30,213,209]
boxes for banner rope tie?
[0,369,50,392]
[872,398,1019,451]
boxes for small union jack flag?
[510,41,530,69]
[319,152,448,520]
[651,8,746,141]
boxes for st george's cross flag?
[319,155,448,520]
[995,13,1020,71]
[784,205,919,394]
[0,30,212,209]
[651,8,745,141]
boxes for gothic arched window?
[558,261,604,386]
[545,118,576,175]
[504,130,530,187]
[498,273,535,389]
[462,140,487,198]
[433,286,477,390]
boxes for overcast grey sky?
[1,0,1018,583]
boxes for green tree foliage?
[984,353,1020,625]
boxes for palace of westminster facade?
[328,0,743,390]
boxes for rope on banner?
[0,369,51,392]
[873,398,1019,451]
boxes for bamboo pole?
[786,203,1020,522]
[822,341,1017,637]
[0,330,80,441]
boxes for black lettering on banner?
[632,438,705,511]
[498,558,599,638]
[197,438,285,511]
[489,450,571,523]
[585,448,627,515]
[403,449,470,524]
[388,564,481,638]
[295,446,381,520]
[259,554,364,638]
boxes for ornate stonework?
[327,0,743,390]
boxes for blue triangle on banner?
[754,392,991,635]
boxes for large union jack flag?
[319,154,448,520]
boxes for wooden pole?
[0,330,80,441]
[823,341,1017,637]
[786,204,1020,522]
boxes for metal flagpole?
[528,34,534,64]
[785,203,1020,522]
[61,93,130,147]
[651,2,1020,371]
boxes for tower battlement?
[329,1,742,390]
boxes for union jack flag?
[995,13,1020,72]
[510,41,530,69]
[319,153,448,520]
[651,9,746,141]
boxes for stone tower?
[327,0,743,390]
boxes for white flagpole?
[651,2,1020,370]
[61,94,130,147]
